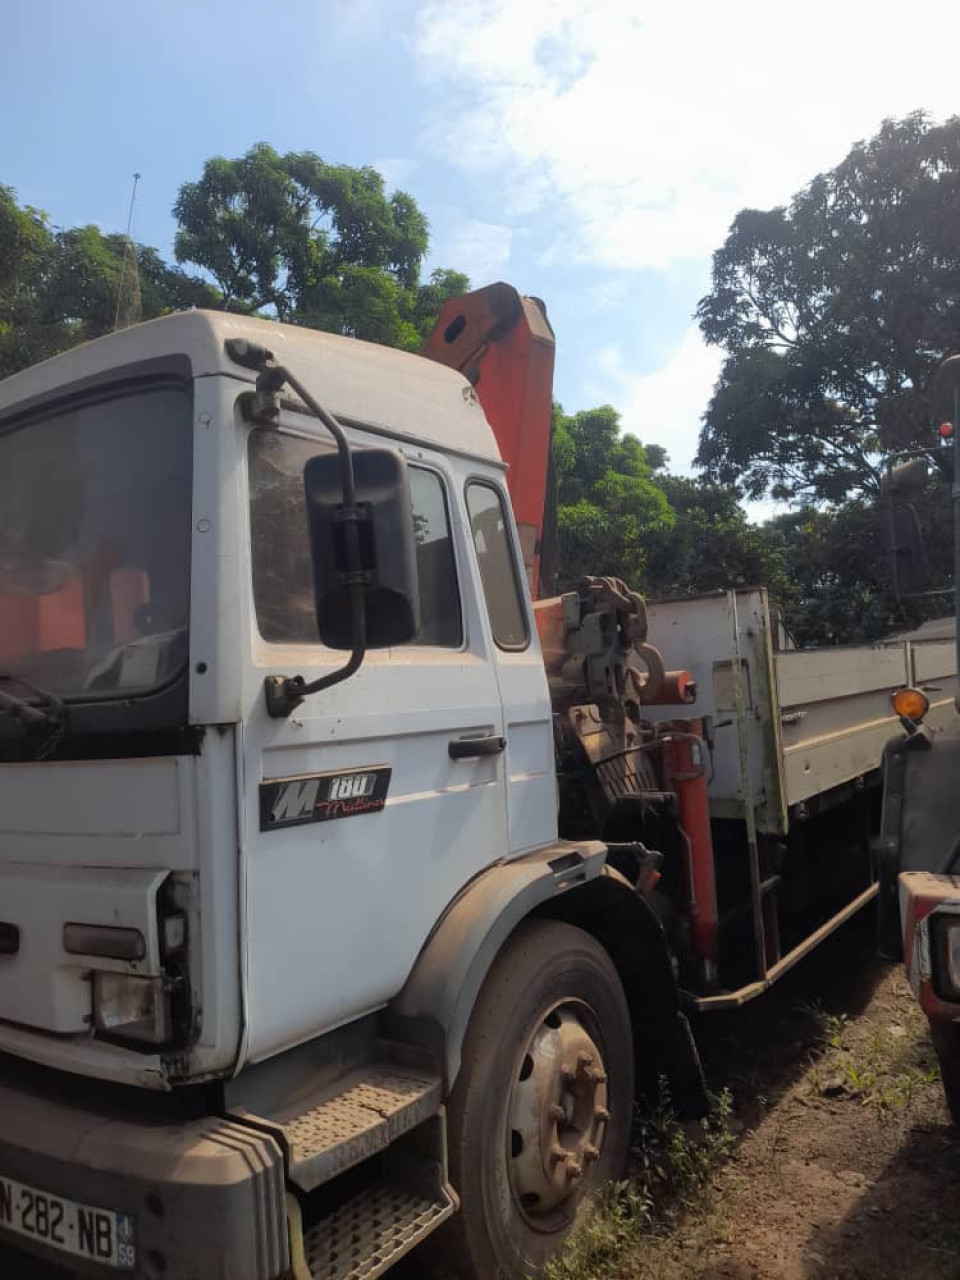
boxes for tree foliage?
[644,476,786,599]
[697,113,960,502]
[0,184,217,379]
[173,144,467,350]
[0,147,468,381]
[761,490,953,646]
[552,403,674,589]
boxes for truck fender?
[386,840,708,1116]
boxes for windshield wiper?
[0,673,64,728]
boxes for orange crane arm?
[421,282,556,598]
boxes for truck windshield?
[0,382,192,700]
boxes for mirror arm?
[225,342,369,719]
[264,585,367,718]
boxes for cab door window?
[465,482,529,650]
[248,429,462,647]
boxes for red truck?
[879,358,960,1121]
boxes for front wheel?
[437,920,635,1280]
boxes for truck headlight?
[93,972,168,1044]
[932,915,960,1001]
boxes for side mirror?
[886,500,930,599]
[304,448,420,648]
[881,456,933,601]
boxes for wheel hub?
[508,1004,610,1217]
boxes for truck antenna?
[113,172,141,331]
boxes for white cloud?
[427,213,514,284]
[372,156,418,191]
[409,0,960,507]
[412,0,960,271]
[591,326,723,470]
[585,277,631,310]
[595,333,794,523]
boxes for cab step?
[301,1174,457,1280]
[293,1113,459,1280]
[235,1062,442,1192]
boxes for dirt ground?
[620,912,960,1280]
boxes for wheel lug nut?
[565,1161,583,1182]
[588,1068,607,1085]
[550,1145,569,1166]
[594,1106,610,1124]
[577,1051,594,1070]
[583,1144,600,1163]
[548,1104,566,1122]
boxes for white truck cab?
[0,309,554,1077]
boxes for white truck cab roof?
[0,310,502,465]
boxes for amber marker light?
[892,687,930,723]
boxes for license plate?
[0,1174,135,1269]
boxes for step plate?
[303,1181,455,1280]
[264,1066,442,1192]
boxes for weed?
[631,1085,735,1213]
[543,1181,654,1280]
[545,1085,735,1279]
[808,1013,940,1119]
[843,1057,877,1096]
[797,999,852,1051]
[824,1012,849,1050]
[756,1110,792,1188]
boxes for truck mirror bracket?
[225,339,369,719]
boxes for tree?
[173,144,467,349]
[552,403,673,589]
[0,148,467,382]
[46,226,217,339]
[643,477,787,600]
[0,184,56,376]
[642,442,669,473]
[697,113,960,502]
[759,493,954,647]
[0,185,218,379]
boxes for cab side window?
[248,429,462,647]
[465,482,529,650]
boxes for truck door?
[464,479,557,856]
[239,428,507,1063]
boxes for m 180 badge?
[260,767,392,831]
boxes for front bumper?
[0,1053,289,1279]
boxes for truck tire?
[930,1021,960,1127]
[436,919,634,1280]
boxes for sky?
[5,0,960,520]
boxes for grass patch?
[805,1000,940,1118]
[545,1087,735,1280]
[542,1180,655,1280]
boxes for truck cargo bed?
[646,589,957,835]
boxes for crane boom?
[421,282,556,597]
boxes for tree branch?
[741,284,799,348]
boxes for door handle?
[449,734,506,760]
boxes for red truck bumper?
[899,870,960,1022]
